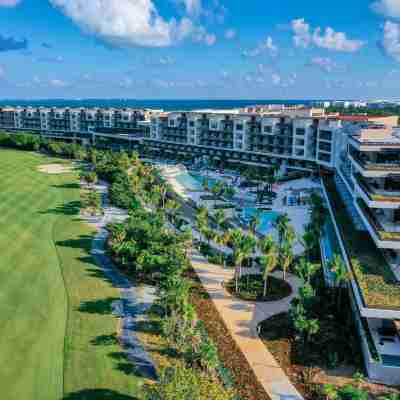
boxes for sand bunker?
[38,164,74,174]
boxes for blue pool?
[321,217,344,283]
[174,171,220,192]
[242,208,280,235]
[174,172,203,191]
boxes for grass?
[225,274,292,302]
[0,149,141,400]
[323,175,400,309]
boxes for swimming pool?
[174,171,203,191]
[242,207,280,235]
[191,173,219,190]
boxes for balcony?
[349,152,400,178]
[354,175,400,208]
[355,198,400,249]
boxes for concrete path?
[190,250,304,400]
[88,182,158,380]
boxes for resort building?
[1,105,400,384]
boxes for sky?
[1,0,400,100]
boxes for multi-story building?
[320,122,400,385]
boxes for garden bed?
[225,274,292,302]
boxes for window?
[189,121,195,127]
[235,123,243,131]
[263,126,272,133]
[210,122,218,129]
[169,119,175,127]
[319,130,332,141]
[296,128,305,136]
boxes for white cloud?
[382,21,400,61]
[225,29,236,40]
[291,18,365,52]
[0,0,20,6]
[292,19,311,48]
[271,73,281,85]
[0,66,5,78]
[49,79,68,88]
[243,36,278,57]
[49,0,215,47]
[371,0,400,18]
[192,26,217,46]
[309,56,336,72]
[181,0,202,17]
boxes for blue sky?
[1,0,400,99]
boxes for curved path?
[190,250,303,400]
[88,182,157,380]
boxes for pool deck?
[161,166,321,256]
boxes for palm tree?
[330,254,350,311]
[281,242,294,281]
[214,209,226,231]
[274,213,290,250]
[165,199,180,224]
[249,209,262,235]
[229,229,246,293]
[259,235,279,297]
[295,258,320,284]
[211,181,224,207]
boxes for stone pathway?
[190,250,304,400]
[88,182,157,380]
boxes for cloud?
[271,73,281,85]
[0,34,28,52]
[292,19,311,48]
[180,0,202,17]
[291,18,365,52]
[0,66,5,79]
[225,29,236,40]
[243,36,278,57]
[0,0,20,6]
[192,26,216,46]
[36,55,64,63]
[49,79,69,88]
[381,21,400,61]
[307,56,336,72]
[371,0,400,18]
[41,42,53,49]
[49,0,207,47]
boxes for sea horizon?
[0,98,347,111]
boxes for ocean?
[0,99,322,111]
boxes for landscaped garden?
[0,148,143,400]
[225,274,292,302]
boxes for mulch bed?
[187,267,271,400]
[225,274,292,302]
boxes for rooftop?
[351,126,400,146]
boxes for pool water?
[174,172,203,191]
[321,217,344,283]
[191,173,219,190]
[242,208,280,235]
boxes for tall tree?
[259,235,279,297]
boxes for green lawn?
[0,149,142,400]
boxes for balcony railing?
[355,175,400,203]
[350,152,400,172]
[357,199,400,241]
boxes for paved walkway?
[190,250,304,400]
[87,182,158,380]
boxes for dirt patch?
[38,164,74,174]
